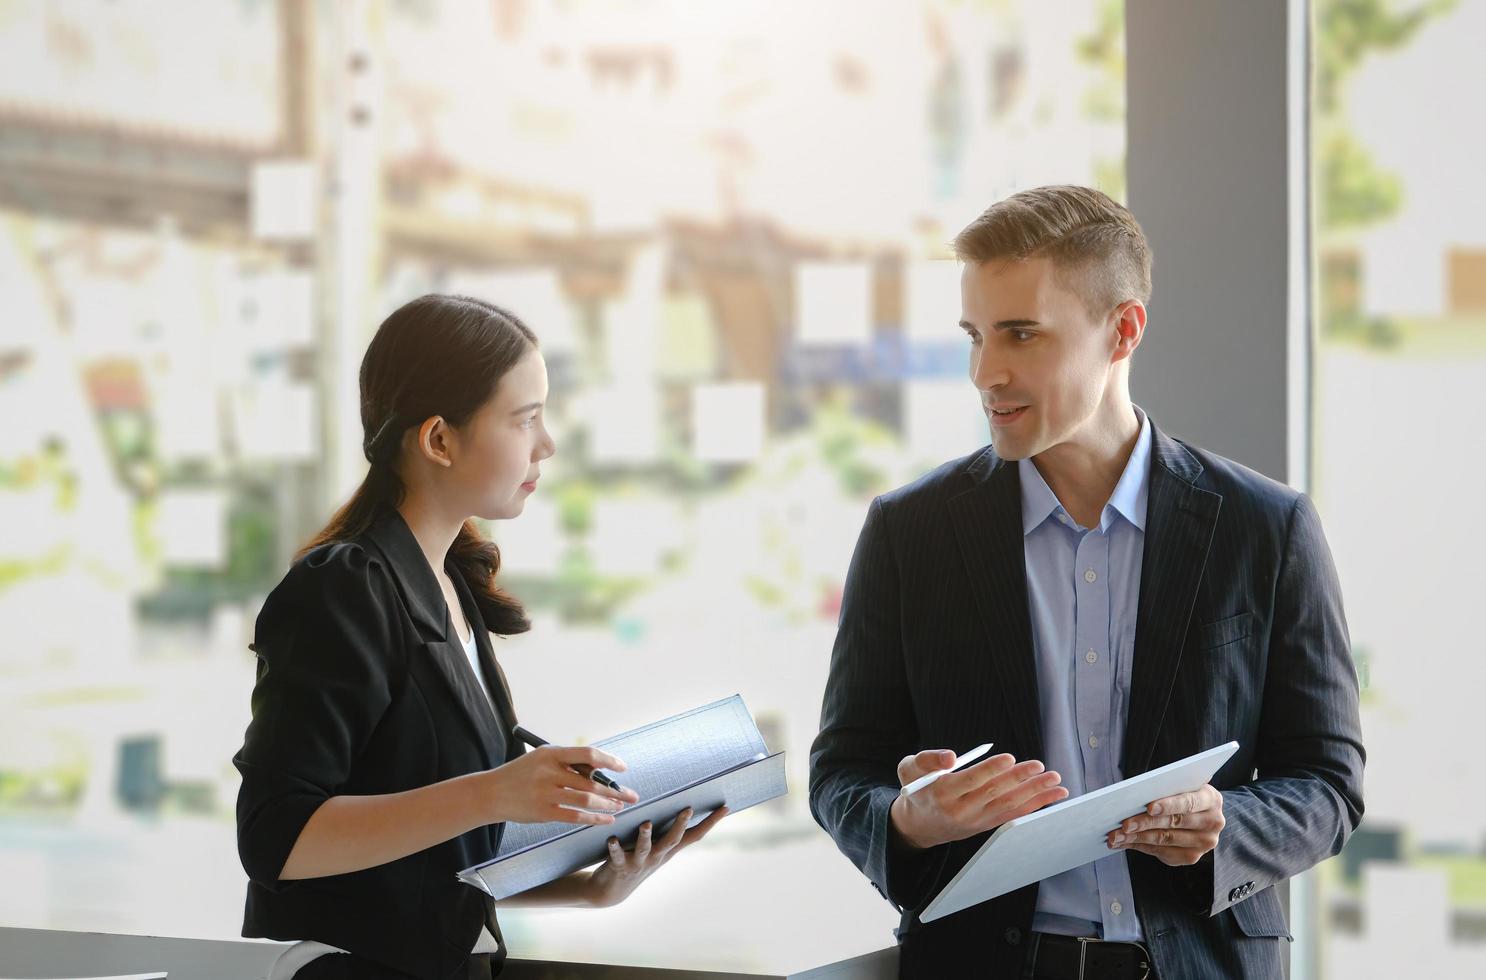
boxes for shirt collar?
[1018,406,1153,536]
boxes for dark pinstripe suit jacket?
[809,422,1364,978]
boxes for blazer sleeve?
[234,542,403,889]
[1193,492,1366,915]
[809,497,950,912]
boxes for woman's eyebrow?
[508,401,544,415]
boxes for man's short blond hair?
[952,185,1152,314]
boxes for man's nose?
[970,347,1008,391]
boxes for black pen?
[511,725,626,793]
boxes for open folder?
[457,694,787,900]
[920,741,1240,923]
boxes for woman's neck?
[396,493,464,581]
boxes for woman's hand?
[481,745,640,825]
[582,806,730,908]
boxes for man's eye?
[966,332,983,346]
[1012,330,1033,342]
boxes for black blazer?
[809,421,1365,978]
[235,508,523,980]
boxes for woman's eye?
[521,416,538,430]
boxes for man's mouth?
[987,405,1029,425]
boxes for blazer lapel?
[449,568,521,753]
[362,509,507,768]
[1121,427,1224,776]
[946,449,1044,761]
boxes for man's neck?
[1030,403,1142,530]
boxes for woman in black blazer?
[234,294,726,979]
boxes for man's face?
[959,256,1121,461]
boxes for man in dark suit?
[809,185,1364,978]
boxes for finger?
[933,753,1018,797]
[632,820,654,862]
[1146,788,1199,817]
[558,746,628,773]
[679,806,729,848]
[558,773,632,804]
[605,836,627,869]
[656,808,693,853]
[549,804,616,825]
[958,759,1050,803]
[898,750,956,785]
[1117,806,1222,836]
[1120,840,1208,866]
[1113,827,1217,849]
[559,786,626,812]
[986,772,1067,819]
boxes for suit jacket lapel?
[946,450,1044,761]
[1122,427,1224,776]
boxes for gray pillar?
[1125,2,1312,978]
[1125,0,1310,490]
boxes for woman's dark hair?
[298,293,538,635]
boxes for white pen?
[901,743,994,796]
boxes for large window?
[1310,0,1486,975]
[0,1,1124,970]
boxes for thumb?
[899,749,956,783]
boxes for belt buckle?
[1075,937,1152,980]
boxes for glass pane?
[1312,0,1486,975]
[0,0,1123,969]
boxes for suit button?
[1005,927,1022,946]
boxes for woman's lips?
[520,480,538,492]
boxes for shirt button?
[1084,569,1097,583]
[1088,735,1100,748]
[1111,900,1123,916]
[1085,649,1098,664]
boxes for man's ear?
[415,416,454,467]
[1111,300,1147,363]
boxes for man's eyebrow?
[958,319,1042,332]
[508,401,544,415]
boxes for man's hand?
[1107,784,1225,866]
[889,749,1067,851]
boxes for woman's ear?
[415,416,454,467]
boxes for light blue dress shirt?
[1019,407,1152,941]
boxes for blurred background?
[0,0,1480,975]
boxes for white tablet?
[920,741,1240,923]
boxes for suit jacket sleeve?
[809,497,951,912]
[234,543,403,889]
[1192,493,1365,915]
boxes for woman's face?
[454,347,556,521]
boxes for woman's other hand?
[583,806,730,908]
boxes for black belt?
[1025,932,1153,980]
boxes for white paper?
[921,742,1240,923]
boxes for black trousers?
[295,952,498,980]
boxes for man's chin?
[989,434,1034,462]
